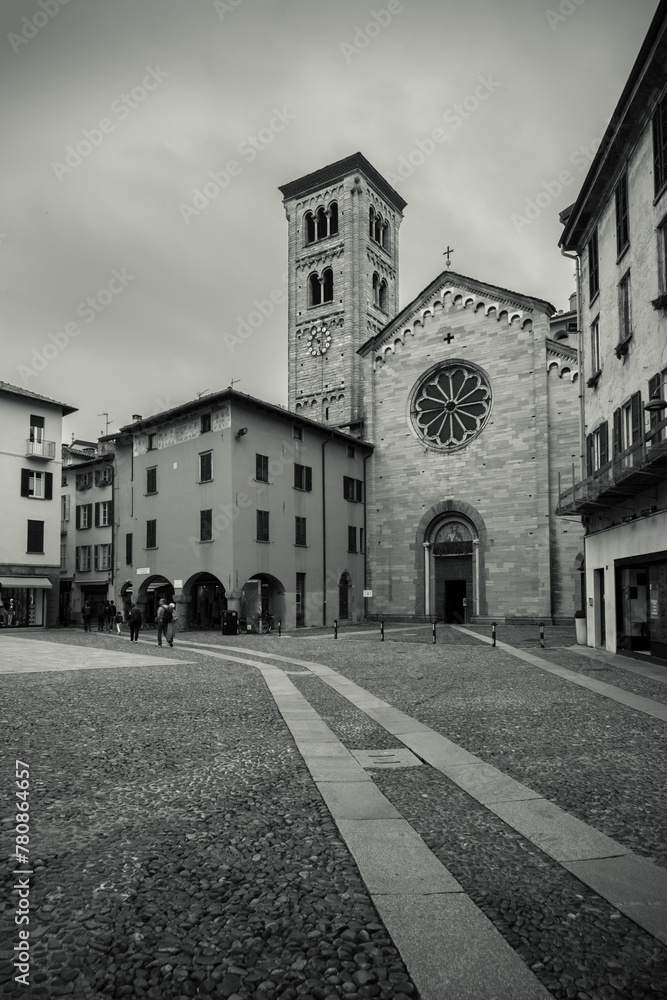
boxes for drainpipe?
[321,434,335,626]
[561,248,585,472]
[363,451,371,621]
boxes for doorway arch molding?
[414,499,488,618]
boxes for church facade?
[281,153,584,623]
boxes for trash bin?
[221,610,238,635]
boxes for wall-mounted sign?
[137,568,150,576]
[363,590,373,598]
[174,580,183,588]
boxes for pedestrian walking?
[114,609,123,635]
[82,601,92,632]
[156,598,170,647]
[97,601,106,632]
[166,602,177,647]
[105,601,116,632]
[128,604,142,642]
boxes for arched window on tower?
[378,279,387,312]
[309,272,322,306]
[305,211,315,245]
[369,206,375,238]
[374,213,382,244]
[329,201,338,236]
[316,207,328,240]
[381,221,389,249]
[372,272,379,307]
[322,267,334,303]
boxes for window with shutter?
[613,408,622,456]
[256,454,269,482]
[146,467,157,494]
[200,509,213,542]
[653,94,667,196]
[587,230,599,300]
[630,391,642,443]
[257,510,269,542]
[199,452,212,482]
[126,533,133,565]
[586,434,593,477]
[615,174,629,256]
[146,520,157,548]
[295,516,306,546]
[26,520,44,554]
[348,526,357,552]
[20,469,30,497]
[44,472,53,500]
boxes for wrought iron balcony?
[25,438,56,459]
[558,417,667,515]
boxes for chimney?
[131,414,142,421]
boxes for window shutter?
[44,472,53,500]
[95,502,100,527]
[75,506,81,529]
[306,466,312,492]
[27,520,44,553]
[599,421,609,467]
[126,533,133,565]
[612,408,622,456]
[20,469,30,497]
[94,545,99,571]
[631,391,642,442]
[586,434,593,476]
[356,480,363,503]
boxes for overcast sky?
[1,0,659,441]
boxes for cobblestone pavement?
[2,626,667,999]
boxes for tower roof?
[279,152,407,213]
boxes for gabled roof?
[108,388,373,449]
[279,152,407,213]
[358,270,556,357]
[560,0,667,250]
[0,380,77,416]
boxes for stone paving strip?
[173,641,551,1000]
[178,639,667,952]
[0,635,194,672]
[450,625,667,724]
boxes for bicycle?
[252,613,274,634]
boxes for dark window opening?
[322,268,333,303]
[257,510,269,542]
[329,201,338,236]
[305,211,315,244]
[146,467,157,494]
[295,516,307,546]
[309,272,321,306]
[199,451,212,482]
[316,206,328,240]
[200,412,211,434]
[294,464,313,491]
[125,533,133,566]
[615,174,629,255]
[200,509,213,542]
[256,453,269,482]
[348,526,357,552]
[588,230,599,301]
[146,519,157,549]
[653,93,667,195]
[27,519,44,554]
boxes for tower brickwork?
[279,153,406,436]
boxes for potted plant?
[574,609,587,645]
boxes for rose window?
[412,363,491,450]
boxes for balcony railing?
[558,417,667,515]
[25,439,56,459]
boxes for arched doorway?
[430,517,475,623]
[339,572,351,620]
[138,576,173,626]
[185,573,226,629]
[243,574,285,629]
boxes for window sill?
[255,538,271,544]
[586,370,602,389]
[295,543,308,548]
[144,492,158,497]
[197,479,213,485]
[254,478,270,485]
[293,486,312,493]
[198,538,214,544]
[144,546,158,551]
[614,335,633,359]
[651,292,667,311]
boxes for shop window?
[27,520,44,554]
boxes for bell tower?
[279,153,406,436]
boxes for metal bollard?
[334,618,338,640]
[381,620,385,642]
[432,620,436,644]
[492,621,496,647]
[539,622,544,648]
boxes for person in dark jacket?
[82,602,92,632]
[128,604,142,643]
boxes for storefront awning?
[146,581,171,592]
[0,577,53,589]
